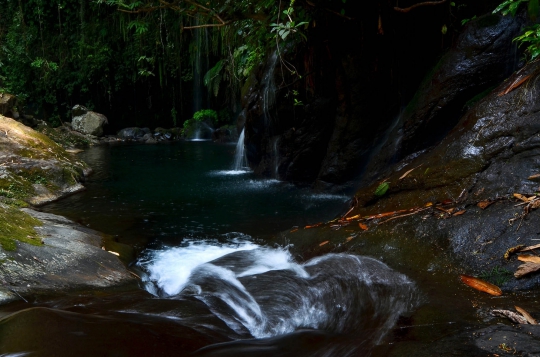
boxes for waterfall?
[261,52,279,124]
[233,128,247,171]
[192,17,209,114]
[272,135,280,179]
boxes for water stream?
[0,142,500,356]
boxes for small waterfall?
[233,128,248,171]
[261,52,279,124]
[192,17,209,113]
[272,135,280,179]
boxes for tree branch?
[394,0,447,13]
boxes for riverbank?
[0,115,136,304]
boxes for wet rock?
[474,324,540,356]
[363,12,527,184]
[212,126,238,143]
[117,127,146,139]
[277,61,540,291]
[0,209,135,304]
[72,111,108,137]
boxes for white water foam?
[210,170,251,176]
[139,240,260,296]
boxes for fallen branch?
[394,0,447,13]
[492,309,528,324]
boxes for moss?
[0,204,42,251]
[38,126,91,149]
[0,177,32,200]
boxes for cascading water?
[139,242,419,356]
[272,135,280,179]
[192,16,209,114]
[261,52,278,124]
[232,128,248,171]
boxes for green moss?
[0,205,42,251]
[0,177,32,200]
[38,126,91,149]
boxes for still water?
[0,142,422,356]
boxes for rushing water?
[0,142,424,356]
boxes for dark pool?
[42,141,350,247]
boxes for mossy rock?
[0,204,42,251]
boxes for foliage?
[478,266,513,286]
[375,182,390,197]
[193,109,218,123]
[494,0,540,61]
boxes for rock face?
[243,12,526,190]
[277,60,540,291]
[0,209,136,304]
[0,115,88,206]
[72,110,108,137]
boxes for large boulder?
[0,93,17,118]
[72,111,108,137]
[0,209,136,304]
[117,127,150,140]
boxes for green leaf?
[374,182,390,197]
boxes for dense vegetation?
[0,0,531,132]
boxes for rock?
[212,125,238,143]
[0,115,89,206]
[474,324,540,356]
[0,93,17,118]
[0,209,136,304]
[145,137,157,144]
[71,104,89,117]
[72,111,108,137]
[117,127,147,140]
[142,133,153,141]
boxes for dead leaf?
[107,251,120,256]
[460,275,502,296]
[399,165,422,180]
[514,193,530,202]
[515,306,537,325]
[424,202,433,207]
[498,74,531,96]
[440,199,454,205]
[492,309,528,324]
[518,255,540,264]
[505,245,525,260]
[520,243,540,252]
[319,241,329,247]
[345,214,361,221]
[528,174,540,181]
[290,228,299,233]
[453,210,466,216]
[304,223,322,229]
[514,262,540,278]
[358,223,368,231]
[345,237,354,242]
[477,200,494,209]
